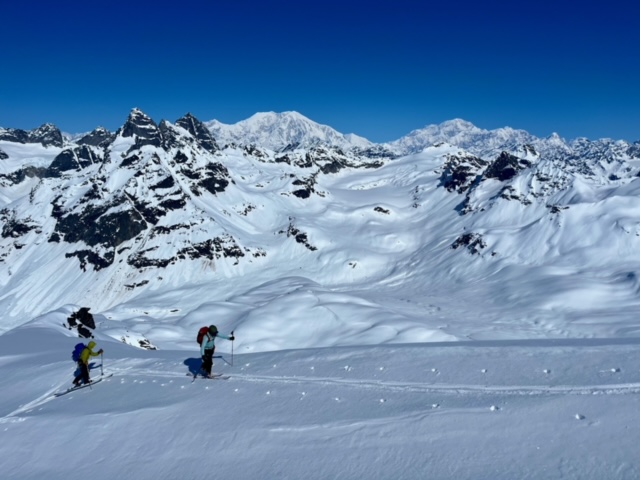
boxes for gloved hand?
[98,349,104,354]
[230,336,235,341]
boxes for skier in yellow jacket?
[73,341,104,386]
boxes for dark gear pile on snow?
[71,343,86,362]
[65,307,96,338]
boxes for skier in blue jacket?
[200,325,234,378]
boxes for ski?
[187,372,230,380]
[54,374,113,397]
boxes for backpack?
[196,326,209,345]
[71,342,86,362]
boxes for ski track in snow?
[4,367,640,425]
[222,373,640,397]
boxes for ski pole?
[101,352,104,376]
[231,330,234,366]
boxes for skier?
[73,341,104,386]
[200,325,234,378]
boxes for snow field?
[2,312,640,479]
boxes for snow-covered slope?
[2,307,640,479]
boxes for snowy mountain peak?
[175,113,219,153]
[205,110,373,151]
[76,126,114,147]
[0,123,63,148]
[118,108,161,147]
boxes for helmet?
[208,325,218,335]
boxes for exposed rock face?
[30,124,64,147]
[47,146,101,176]
[0,128,30,144]
[176,113,219,153]
[439,153,487,193]
[11,109,238,271]
[451,233,487,255]
[0,123,63,147]
[484,152,532,181]
[77,127,114,147]
[119,108,162,148]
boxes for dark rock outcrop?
[176,113,219,153]
[77,127,114,147]
[484,152,531,181]
[0,123,63,147]
[119,108,162,148]
[47,146,99,176]
[30,124,64,147]
[438,154,487,193]
[451,232,487,255]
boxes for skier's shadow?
[184,355,228,375]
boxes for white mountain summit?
[205,111,373,151]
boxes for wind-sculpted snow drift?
[1,110,640,349]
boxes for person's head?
[88,341,96,349]
[208,325,218,336]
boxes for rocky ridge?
[1,109,640,327]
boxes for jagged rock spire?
[176,113,219,153]
[77,126,114,147]
[0,123,63,147]
[120,108,161,147]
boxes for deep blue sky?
[1,0,639,142]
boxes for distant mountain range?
[3,109,638,162]
[1,108,639,332]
